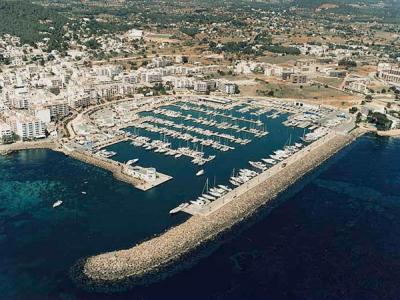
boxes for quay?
[73,128,364,292]
[63,148,172,191]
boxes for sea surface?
[0,130,400,299]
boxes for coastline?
[72,129,364,292]
[0,139,57,155]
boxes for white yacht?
[169,203,189,214]
[196,170,205,176]
[52,200,63,208]
[127,158,139,165]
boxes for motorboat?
[52,200,63,208]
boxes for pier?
[64,148,172,191]
[172,102,264,126]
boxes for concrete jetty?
[65,149,172,191]
[73,129,363,292]
[0,139,171,191]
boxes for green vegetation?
[338,58,357,68]
[1,132,19,144]
[180,27,200,38]
[0,0,66,46]
[84,39,101,50]
[263,45,300,56]
[367,111,392,130]
[349,107,358,114]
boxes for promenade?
[73,129,363,292]
[0,139,57,155]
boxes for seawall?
[72,129,363,292]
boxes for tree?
[367,112,392,130]
[349,107,358,114]
[338,58,357,68]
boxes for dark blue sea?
[1,133,400,299]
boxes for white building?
[141,71,163,83]
[224,83,237,94]
[126,29,143,40]
[45,99,70,119]
[194,81,208,93]
[378,63,400,85]
[124,165,157,182]
[32,107,51,124]
[8,112,46,140]
[0,122,12,140]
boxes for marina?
[89,97,352,216]
[0,95,355,296]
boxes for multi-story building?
[7,112,46,140]
[224,83,237,94]
[0,122,12,140]
[378,63,400,85]
[291,74,308,84]
[194,81,208,93]
[44,99,70,119]
[141,71,163,83]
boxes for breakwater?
[73,129,363,292]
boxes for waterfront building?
[7,111,46,140]
[124,165,157,182]
[0,122,12,140]
[31,107,51,124]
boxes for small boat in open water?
[52,200,63,208]
[196,170,205,176]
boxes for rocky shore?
[0,140,57,155]
[73,129,363,292]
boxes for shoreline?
[0,140,57,155]
[72,129,364,292]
